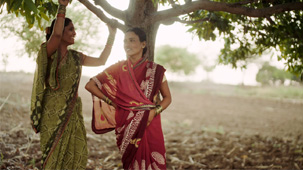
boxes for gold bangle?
[104,96,112,105]
[155,104,163,116]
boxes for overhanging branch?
[168,0,179,8]
[151,0,303,23]
[160,16,210,25]
[93,0,126,21]
[178,17,210,24]
[78,0,126,32]
[231,0,260,6]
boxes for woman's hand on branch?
[107,19,118,35]
[59,0,69,6]
[107,24,117,35]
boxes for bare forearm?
[86,79,116,107]
[96,44,113,65]
[85,80,106,99]
[52,4,66,38]
[158,81,172,110]
[46,2,67,56]
[158,95,171,110]
[82,32,116,66]
[97,32,116,64]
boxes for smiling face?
[124,31,146,60]
[62,22,76,45]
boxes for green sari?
[30,43,88,169]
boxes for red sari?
[92,58,166,170]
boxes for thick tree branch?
[93,0,126,21]
[168,0,179,8]
[232,0,260,6]
[266,16,276,25]
[178,17,210,24]
[151,0,303,23]
[78,0,127,32]
[126,0,158,26]
[127,0,145,22]
[160,16,210,25]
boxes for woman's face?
[124,31,146,58]
[62,22,76,45]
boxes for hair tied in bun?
[45,27,51,34]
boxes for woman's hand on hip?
[147,109,156,126]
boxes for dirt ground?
[0,72,303,169]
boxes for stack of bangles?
[104,96,112,105]
[57,4,66,18]
[155,104,163,116]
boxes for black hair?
[126,27,147,56]
[46,17,72,41]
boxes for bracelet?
[57,4,66,15]
[57,13,65,18]
[104,96,112,105]
[155,104,163,116]
[106,35,115,46]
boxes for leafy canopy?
[0,0,58,29]
[0,1,104,58]
[1,0,303,76]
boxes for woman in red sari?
[85,27,172,170]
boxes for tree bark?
[124,0,160,61]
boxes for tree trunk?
[145,23,160,61]
[125,0,159,61]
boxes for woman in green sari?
[30,0,117,169]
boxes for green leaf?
[39,11,49,21]
[12,0,22,11]
[24,0,37,14]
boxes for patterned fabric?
[93,58,166,169]
[31,43,88,169]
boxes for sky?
[0,0,285,86]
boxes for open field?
[1,71,303,169]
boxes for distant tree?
[200,55,216,81]
[155,45,200,75]
[203,65,216,81]
[256,62,293,85]
[1,0,303,75]
[1,54,9,72]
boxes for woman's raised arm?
[46,0,69,57]
[82,24,117,66]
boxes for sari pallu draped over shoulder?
[92,57,167,170]
[30,43,88,169]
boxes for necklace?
[59,50,68,69]
[60,50,68,61]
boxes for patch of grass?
[169,81,303,100]
[201,126,225,135]
[234,86,303,100]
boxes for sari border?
[119,61,160,169]
[92,76,102,89]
